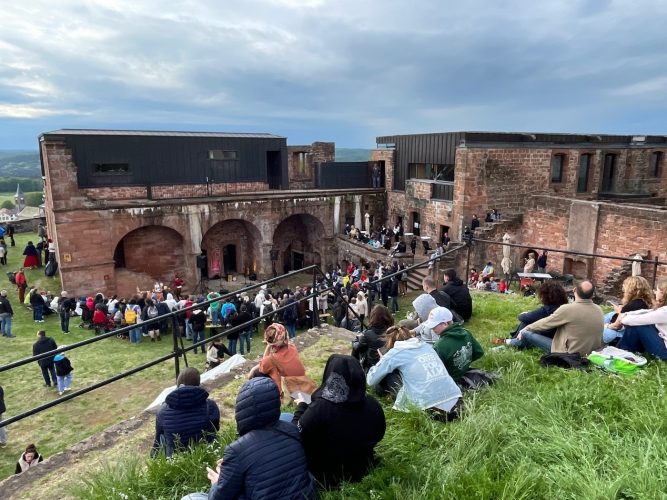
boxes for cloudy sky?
[1,0,666,149]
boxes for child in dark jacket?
[54,353,73,396]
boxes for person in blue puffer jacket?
[152,367,220,457]
[182,376,314,500]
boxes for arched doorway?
[113,225,185,294]
[273,214,325,273]
[201,219,262,279]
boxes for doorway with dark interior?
[223,244,237,275]
[266,151,282,189]
[602,153,616,193]
[411,212,421,236]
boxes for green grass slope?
[69,292,667,499]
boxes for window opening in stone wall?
[408,163,454,182]
[209,150,239,160]
[93,163,129,174]
[293,152,308,177]
[577,154,591,193]
[651,151,663,178]
[602,153,616,192]
[550,154,565,183]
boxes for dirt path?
[1,325,355,500]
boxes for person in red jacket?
[92,307,107,335]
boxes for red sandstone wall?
[287,142,334,190]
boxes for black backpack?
[6,272,16,284]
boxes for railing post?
[652,255,659,289]
[465,239,472,286]
[312,267,320,328]
[171,315,181,379]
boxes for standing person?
[33,330,58,388]
[37,222,47,243]
[142,299,161,341]
[189,309,207,354]
[355,291,368,325]
[523,252,537,274]
[470,214,480,231]
[390,276,400,313]
[172,274,184,300]
[125,299,142,344]
[53,353,73,396]
[30,288,45,323]
[0,383,6,447]
[0,242,6,265]
[58,291,75,334]
[207,292,222,327]
[536,251,548,273]
[410,236,417,255]
[22,241,39,269]
[15,268,27,304]
[7,223,15,247]
[399,264,408,296]
[15,444,43,474]
[235,305,253,355]
[282,296,298,339]
[0,290,14,337]
[47,239,56,262]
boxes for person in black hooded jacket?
[441,269,472,320]
[152,367,220,457]
[292,354,386,489]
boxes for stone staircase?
[600,252,648,297]
[404,243,464,291]
[472,212,524,239]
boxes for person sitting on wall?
[468,268,479,287]
[484,212,493,223]
[481,262,494,279]
[152,367,220,458]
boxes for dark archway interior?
[113,225,185,281]
[201,219,262,279]
[273,214,325,273]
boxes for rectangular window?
[93,163,129,174]
[293,152,308,176]
[650,151,663,177]
[577,154,591,193]
[209,150,238,160]
[551,154,565,183]
[409,163,454,181]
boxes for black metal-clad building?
[39,129,288,189]
[377,131,667,191]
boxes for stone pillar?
[354,195,362,229]
[333,196,341,235]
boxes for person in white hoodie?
[399,294,439,344]
[366,325,462,420]
[619,281,667,360]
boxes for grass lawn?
[70,288,667,499]
[0,232,272,480]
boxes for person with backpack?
[125,299,142,344]
[142,299,161,341]
[58,291,75,334]
[53,352,73,396]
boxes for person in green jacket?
[207,292,222,326]
[423,307,484,381]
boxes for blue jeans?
[185,319,193,340]
[391,296,399,313]
[512,331,553,353]
[60,312,70,333]
[57,373,72,393]
[239,330,251,354]
[286,322,296,339]
[0,413,6,445]
[228,337,237,355]
[192,329,205,353]
[33,304,44,321]
[0,313,11,336]
[130,326,142,343]
[603,311,625,344]
[211,309,220,326]
[617,324,667,360]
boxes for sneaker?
[44,384,51,388]
[58,391,64,396]
[63,331,70,335]
[64,387,72,391]
[490,337,508,345]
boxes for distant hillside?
[335,148,372,162]
[0,150,41,178]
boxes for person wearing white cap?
[424,307,484,382]
[366,325,462,420]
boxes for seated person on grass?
[425,307,484,383]
[398,293,439,344]
[603,276,653,345]
[292,354,386,489]
[618,280,667,360]
[152,368,220,458]
[366,326,462,421]
[498,281,568,348]
[516,280,603,356]
[182,377,315,500]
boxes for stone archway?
[273,214,326,273]
[201,219,263,279]
[113,225,186,295]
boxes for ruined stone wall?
[287,142,335,190]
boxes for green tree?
[0,200,14,210]
[24,192,43,206]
